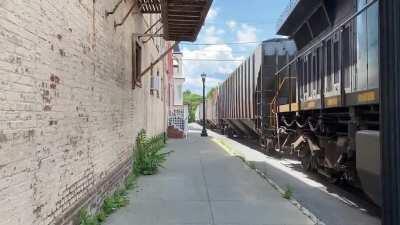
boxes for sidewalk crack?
[199,157,215,225]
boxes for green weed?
[79,130,170,225]
[248,161,256,169]
[282,185,294,200]
[133,129,172,175]
[79,210,99,225]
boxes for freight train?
[205,0,381,206]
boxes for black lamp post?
[201,73,208,137]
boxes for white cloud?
[226,20,237,30]
[185,76,223,90]
[182,44,243,75]
[236,23,258,42]
[180,18,259,94]
[202,26,225,43]
[182,44,243,93]
[205,7,219,22]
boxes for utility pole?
[380,0,400,225]
[201,73,208,137]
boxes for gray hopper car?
[217,38,296,137]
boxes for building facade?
[0,0,211,224]
[167,45,188,138]
[173,45,185,106]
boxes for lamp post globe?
[201,73,208,137]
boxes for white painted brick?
[0,0,170,224]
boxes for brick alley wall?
[0,0,169,224]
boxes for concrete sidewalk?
[104,125,313,225]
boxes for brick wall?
[0,0,169,224]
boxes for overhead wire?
[181,41,261,46]
[182,59,243,62]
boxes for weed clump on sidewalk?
[79,172,137,225]
[79,130,172,225]
[282,185,294,200]
[133,129,173,175]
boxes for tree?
[183,90,202,123]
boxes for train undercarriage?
[258,104,381,204]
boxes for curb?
[212,137,326,225]
[253,167,326,225]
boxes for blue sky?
[181,0,291,94]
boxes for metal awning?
[276,0,322,36]
[138,0,212,42]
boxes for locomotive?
[208,0,381,206]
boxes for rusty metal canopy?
[162,0,212,42]
[138,0,212,42]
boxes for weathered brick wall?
[0,0,168,224]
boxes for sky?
[181,0,291,94]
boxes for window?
[173,59,179,76]
[307,55,312,97]
[297,59,304,99]
[174,83,183,105]
[132,39,142,89]
[342,26,351,88]
[304,59,308,94]
[326,39,333,92]
[150,70,161,97]
[367,2,379,89]
[312,54,317,91]
[333,40,340,84]
[317,46,323,94]
[356,4,368,90]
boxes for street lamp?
[201,73,208,137]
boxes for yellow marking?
[305,101,316,109]
[291,103,299,111]
[279,104,290,113]
[326,97,339,107]
[358,91,376,103]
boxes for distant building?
[167,44,188,138]
[173,45,185,106]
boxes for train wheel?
[301,151,313,171]
[227,128,234,138]
[266,138,277,156]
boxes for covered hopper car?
[217,38,296,137]
[209,0,382,206]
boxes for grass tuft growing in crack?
[282,185,294,200]
[79,173,136,225]
[247,161,256,169]
[80,130,171,225]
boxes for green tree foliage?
[207,87,217,99]
[183,88,218,123]
[183,90,202,123]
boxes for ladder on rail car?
[269,77,297,150]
